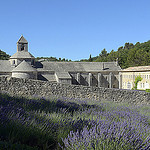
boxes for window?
[13,60,15,65]
[143,83,145,88]
[127,82,131,89]
[21,44,24,51]
[145,82,149,89]
[31,59,34,65]
[147,75,148,79]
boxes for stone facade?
[0,77,149,105]
[0,35,121,88]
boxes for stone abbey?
[0,35,122,88]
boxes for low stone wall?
[0,77,149,105]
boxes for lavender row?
[0,93,150,149]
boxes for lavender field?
[0,93,150,150]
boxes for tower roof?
[12,60,37,72]
[17,35,28,44]
[10,51,34,59]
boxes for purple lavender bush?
[0,92,150,150]
[61,102,150,150]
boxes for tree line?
[36,57,72,62]
[1,40,150,69]
[81,40,150,69]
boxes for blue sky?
[0,0,150,60]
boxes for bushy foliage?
[81,40,150,69]
[146,89,150,93]
[133,75,143,90]
[0,93,150,149]
[0,50,10,60]
[36,56,71,62]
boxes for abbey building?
[0,35,122,88]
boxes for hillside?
[0,50,10,60]
[81,40,150,69]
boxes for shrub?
[133,75,142,90]
[146,89,150,93]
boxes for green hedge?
[146,89,150,93]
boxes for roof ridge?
[12,60,37,72]
[17,35,28,43]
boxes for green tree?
[89,54,92,62]
[107,50,117,62]
[62,58,65,61]
[95,48,108,62]
[133,75,142,90]
[100,48,107,57]
[0,50,10,60]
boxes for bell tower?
[17,35,28,52]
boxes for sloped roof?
[0,60,12,72]
[121,66,150,72]
[10,51,34,59]
[41,74,56,81]
[36,61,121,72]
[17,35,28,43]
[12,60,37,72]
[55,72,72,79]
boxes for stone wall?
[0,77,149,105]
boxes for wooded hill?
[1,40,150,69]
[0,50,10,60]
[81,40,150,69]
